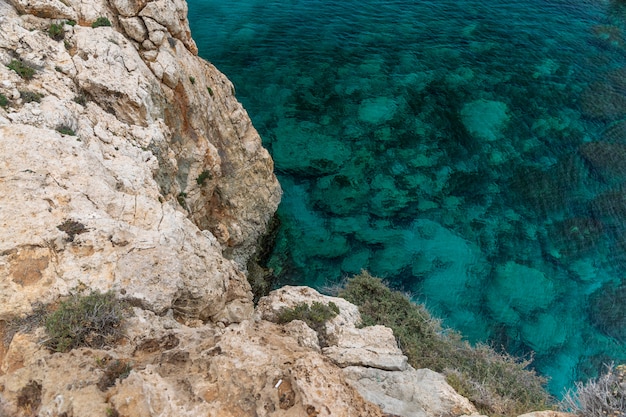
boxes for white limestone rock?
[322,325,408,371]
[0,0,282,323]
[0,317,386,417]
[72,27,161,126]
[343,366,479,417]
[109,0,148,17]
[258,286,408,371]
[7,0,77,19]
[139,0,196,53]
[284,319,321,352]
[151,46,180,88]
[0,123,253,323]
[119,16,148,42]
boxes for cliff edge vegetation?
[338,272,553,417]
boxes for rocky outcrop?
[258,287,482,417]
[0,0,280,324]
[0,285,480,417]
[1,0,281,276]
[0,309,386,417]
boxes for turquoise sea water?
[188,0,626,395]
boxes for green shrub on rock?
[19,90,43,103]
[196,170,211,186]
[92,17,112,28]
[48,23,64,41]
[277,301,339,347]
[44,291,126,352]
[7,60,36,80]
[338,271,553,417]
[56,125,76,136]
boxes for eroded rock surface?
[0,0,280,324]
[0,310,386,417]
[343,367,477,417]
[259,286,483,417]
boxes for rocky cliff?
[0,0,575,416]
[0,0,281,323]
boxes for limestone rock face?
[0,0,280,324]
[258,286,408,371]
[1,0,281,277]
[7,0,77,19]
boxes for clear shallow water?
[188,0,626,395]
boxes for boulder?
[460,99,509,141]
[323,326,408,371]
[343,366,479,417]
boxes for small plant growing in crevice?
[177,192,188,209]
[189,76,196,85]
[48,23,64,40]
[56,125,76,136]
[73,92,87,106]
[207,86,214,97]
[65,19,76,26]
[19,90,43,103]
[196,170,211,186]
[44,291,126,352]
[277,301,339,347]
[57,219,87,241]
[92,17,112,28]
[7,60,36,80]
[0,93,8,108]
[97,359,132,391]
[2,304,48,348]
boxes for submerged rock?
[460,99,509,142]
[579,141,626,182]
[580,80,626,120]
[546,217,604,260]
[486,261,557,327]
[358,96,399,124]
[589,283,626,343]
[601,119,626,143]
